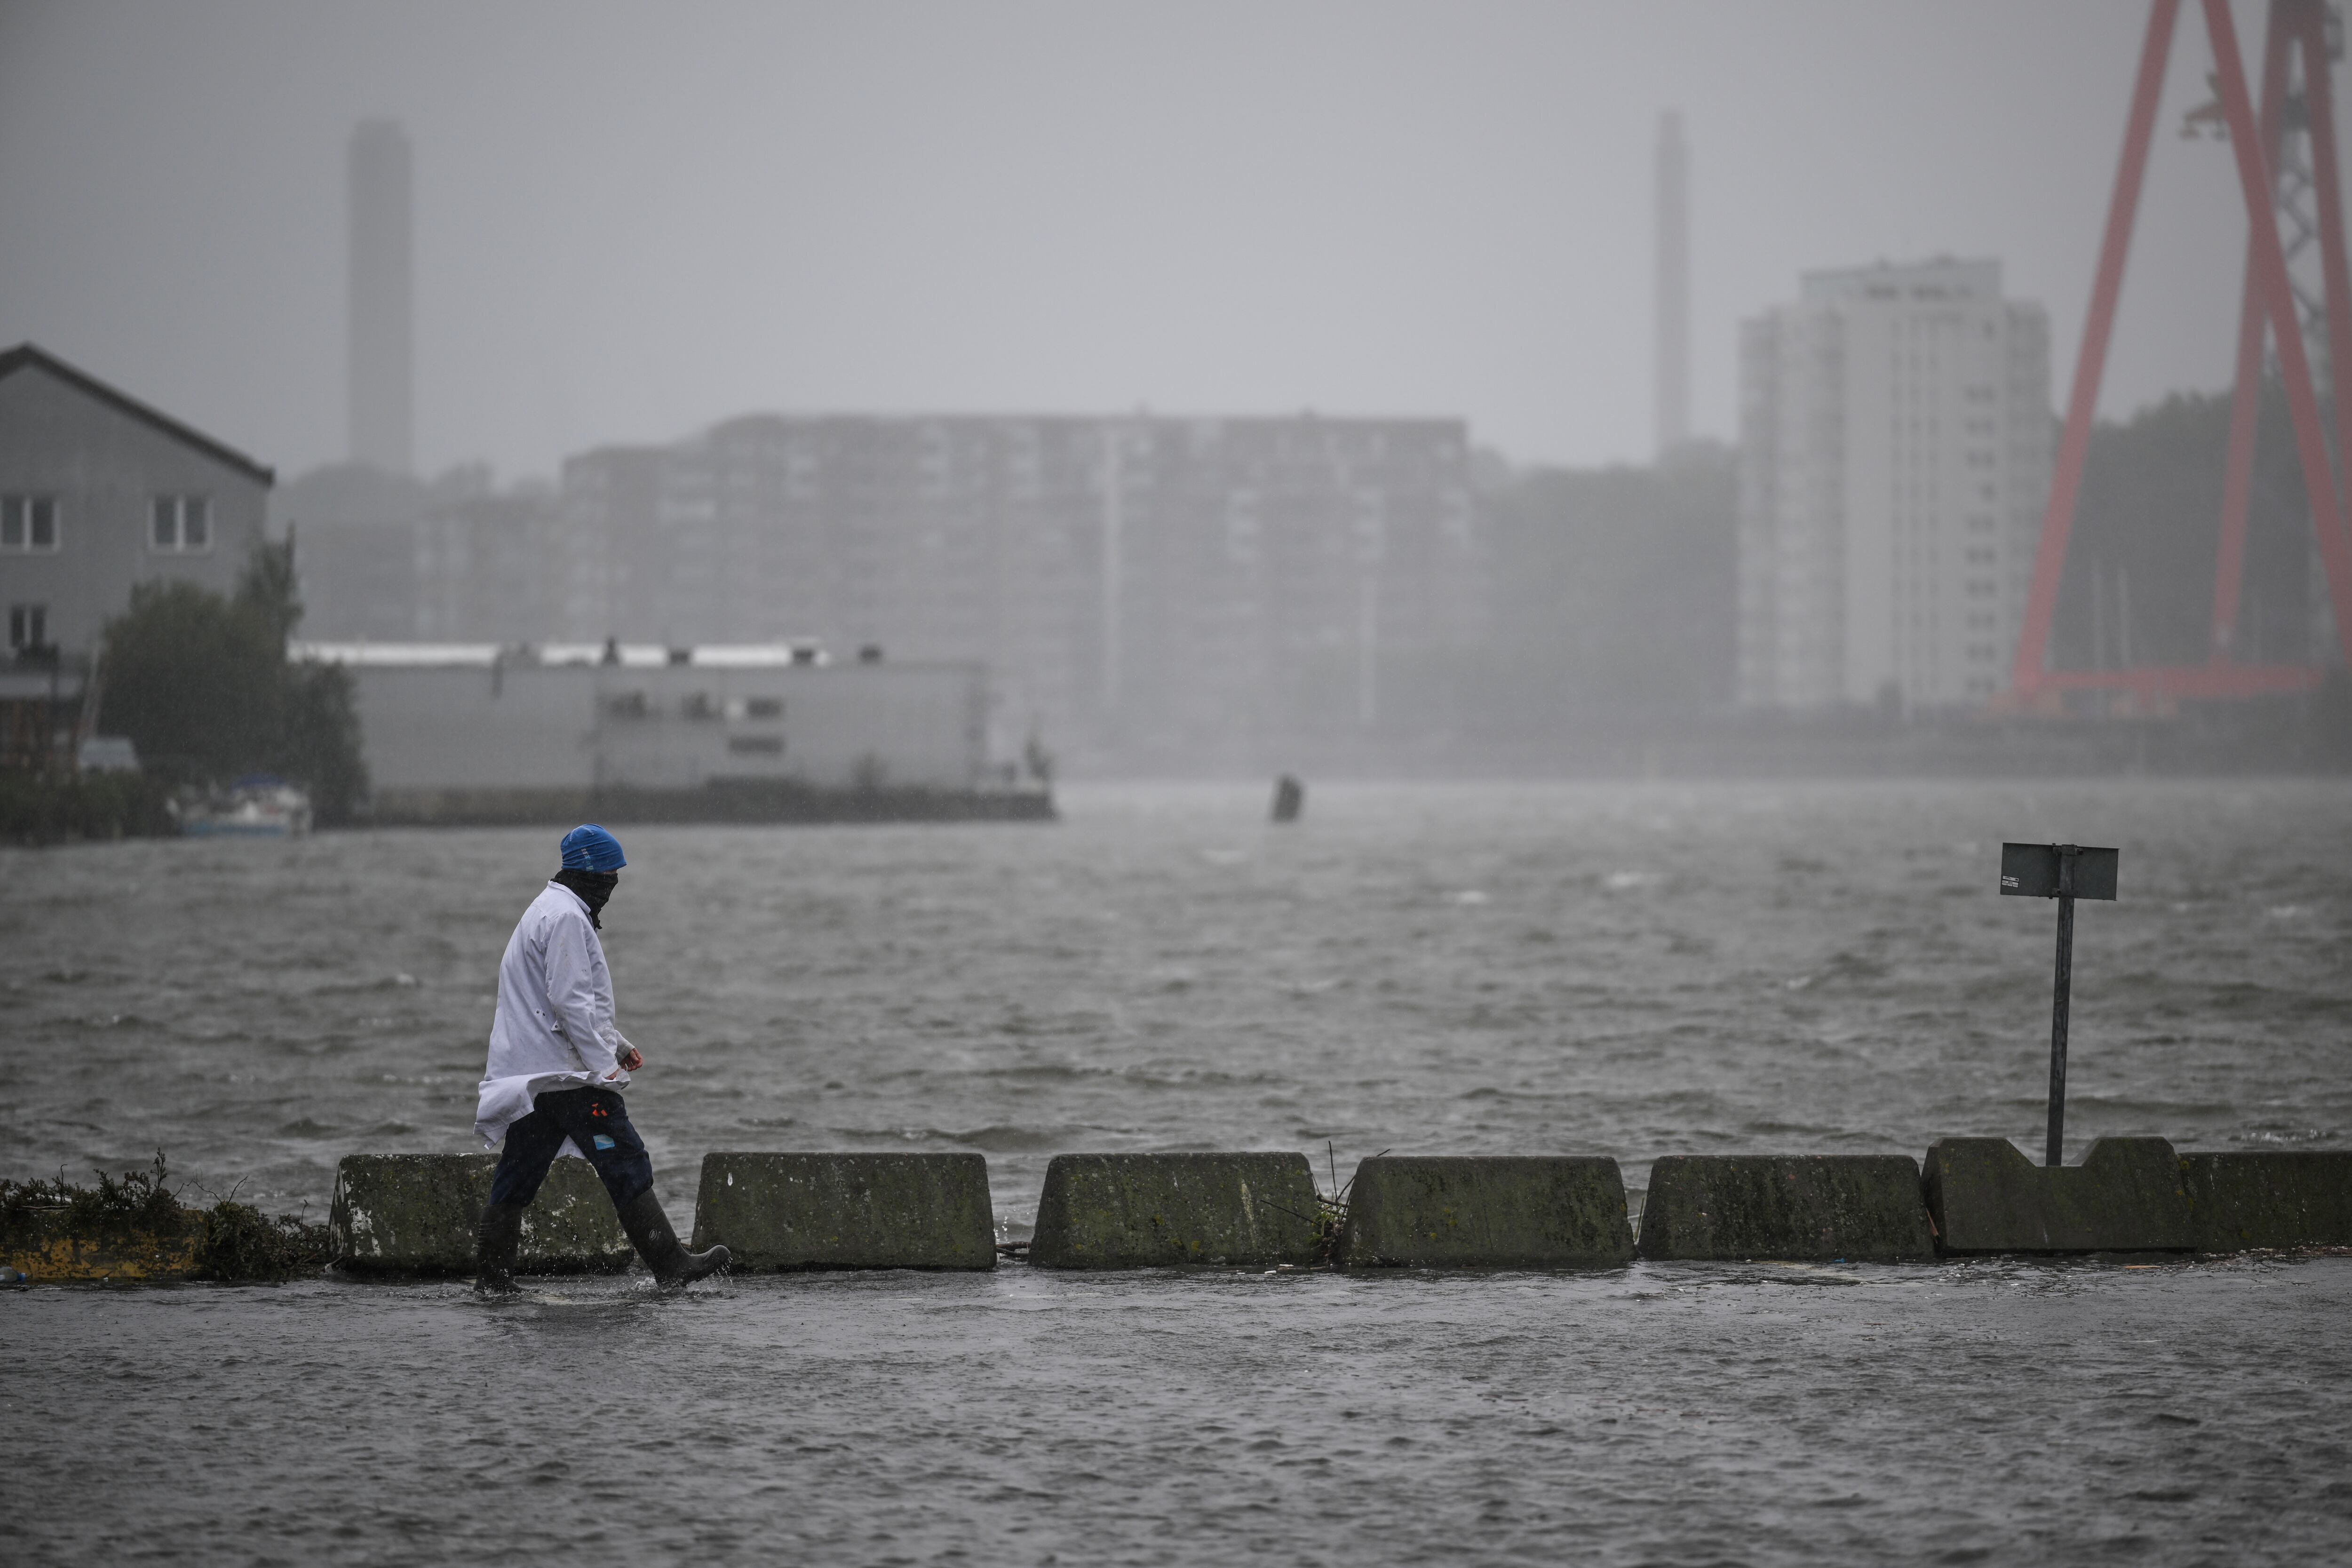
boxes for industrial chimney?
[348,119,413,475]
[1653,110,1690,458]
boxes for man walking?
[472,824,728,1293]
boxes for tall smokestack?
[348,119,413,475]
[1653,110,1690,458]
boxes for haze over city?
[8,6,2352,1566]
[0,0,2277,481]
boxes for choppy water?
[6,780,2352,1563]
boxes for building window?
[151,495,211,552]
[8,604,48,651]
[606,691,649,719]
[727,735,783,756]
[1,495,60,552]
[743,696,782,720]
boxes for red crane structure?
[2013,0,2352,709]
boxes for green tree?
[97,580,283,783]
[237,531,304,645]
[98,541,369,823]
[275,658,367,823]
[2064,384,2313,668]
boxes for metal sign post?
[2000,843,2121,1166]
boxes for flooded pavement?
[6,1256,2349,1565]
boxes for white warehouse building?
[1736,258,2053,710]
[297,642,1041,825]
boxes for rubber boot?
[615,1188,729,1287]
[474,1201,526,1295]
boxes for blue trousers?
[488,1085,654,1210]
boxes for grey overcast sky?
[0,1,2302,481]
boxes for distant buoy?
[1271,774,1304,823]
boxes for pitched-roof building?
[0,343,275,664]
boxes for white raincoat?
[473,880,636,1153]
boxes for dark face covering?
[552,868,619,928]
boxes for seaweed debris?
[1,1151,184,1232]
[1,1153,332,1283]
[1291,1142,1387,1265]
[192,1199,334,1282]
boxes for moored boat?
[178,776,313,837]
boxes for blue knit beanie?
[559,823,627,872]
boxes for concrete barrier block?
[1636,1154,1933,1261]
[689,1153,995,1270]
[1339,1155,1631,1268]
[328,1154,634,1275]
[1923,1136,2193,1254]
[2179,1151,2352,1252]
[0,1208,207,1282]
[1029,1153,1322,1268]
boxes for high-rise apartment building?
[559,414,1480,756]
[348,120,413,476]
[1737,258,2051,710]
[280,462,563,645]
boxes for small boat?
[179,775,313,838]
